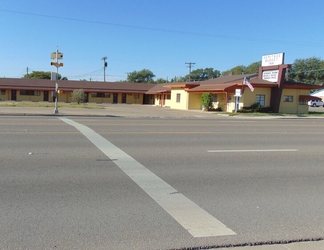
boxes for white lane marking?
[208,149,297,153]
[59,117,236,238]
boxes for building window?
[255,94,265,106]
[20,90,40,96]
[176,93,181,103]
[134,94,140,99]
[166,94,171,100]
[212,94,218,102]
[1,89,5,95]
[284,95,293,102]
[91,92,110,98]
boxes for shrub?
[72,89,85,104]
[200,93,213,110]
[250,102,262,112]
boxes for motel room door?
[113,93,118,103]
[11,90,17,101]
[43,91,49,101]
[122,94,126,103]
[159,95,165,106]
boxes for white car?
[308,100,324,107]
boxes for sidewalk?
[0,103,320,119]
[0,104,219,118]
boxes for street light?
[50,50,63,114]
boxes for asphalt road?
[1,115,324,249]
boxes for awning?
[299,95,322,101]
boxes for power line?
[65,68,103,79]
[1,8,323,47]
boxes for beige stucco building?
[148,64,320,114]
[0,60,320,114]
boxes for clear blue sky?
[1,0,324,82]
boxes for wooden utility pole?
[185,62,195,81]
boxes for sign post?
[50,50,63,114]
[234,89,242,113]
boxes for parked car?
[308,100,324,107]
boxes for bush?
[249,102,262,111]
[200,93,213,110]
[72,89,85,104]
[238,102,270,113]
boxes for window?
[176,93,181,103]
[255,95,265,106]
[1,89,5,95]
[166,94,171,100]
[91,92,110,98]
[284,95,293,102]
[212,94,218,102]
[299,100,308,105]
[20,90,40,96]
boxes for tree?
[22,71,67,80]
[127,69,155,83]
[221,65,246,76]
[288,57,324,85]
[245,61,261,74]
[155,78,168,83]
[71,89,85,104]
[170,76,186,82]
[186,68,221,81]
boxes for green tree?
[170,76,186,82]
[288,57,324,85]
[155,78,168,83]
[22,71,67,80]
[186,68,221,81]
[127,69,155,83]
[221,65,246,76]
[71,89,85,104]
[245,61,261,74]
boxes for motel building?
[148,53,322,114]
[0,53,321,114]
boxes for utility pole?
[26,67,29,78]
[185,62,195,82]
[102,57,107,82]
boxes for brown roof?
[284,81,323,90]
[145,83,171,94]
[199,74,258,85]
[0,78,155,93]
[186,74,278,92]
[0,76,317,95]
[299,95,321,101]
[186,83,238,92]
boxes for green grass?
[0,101,104,109]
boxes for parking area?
[309,106,324,112]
